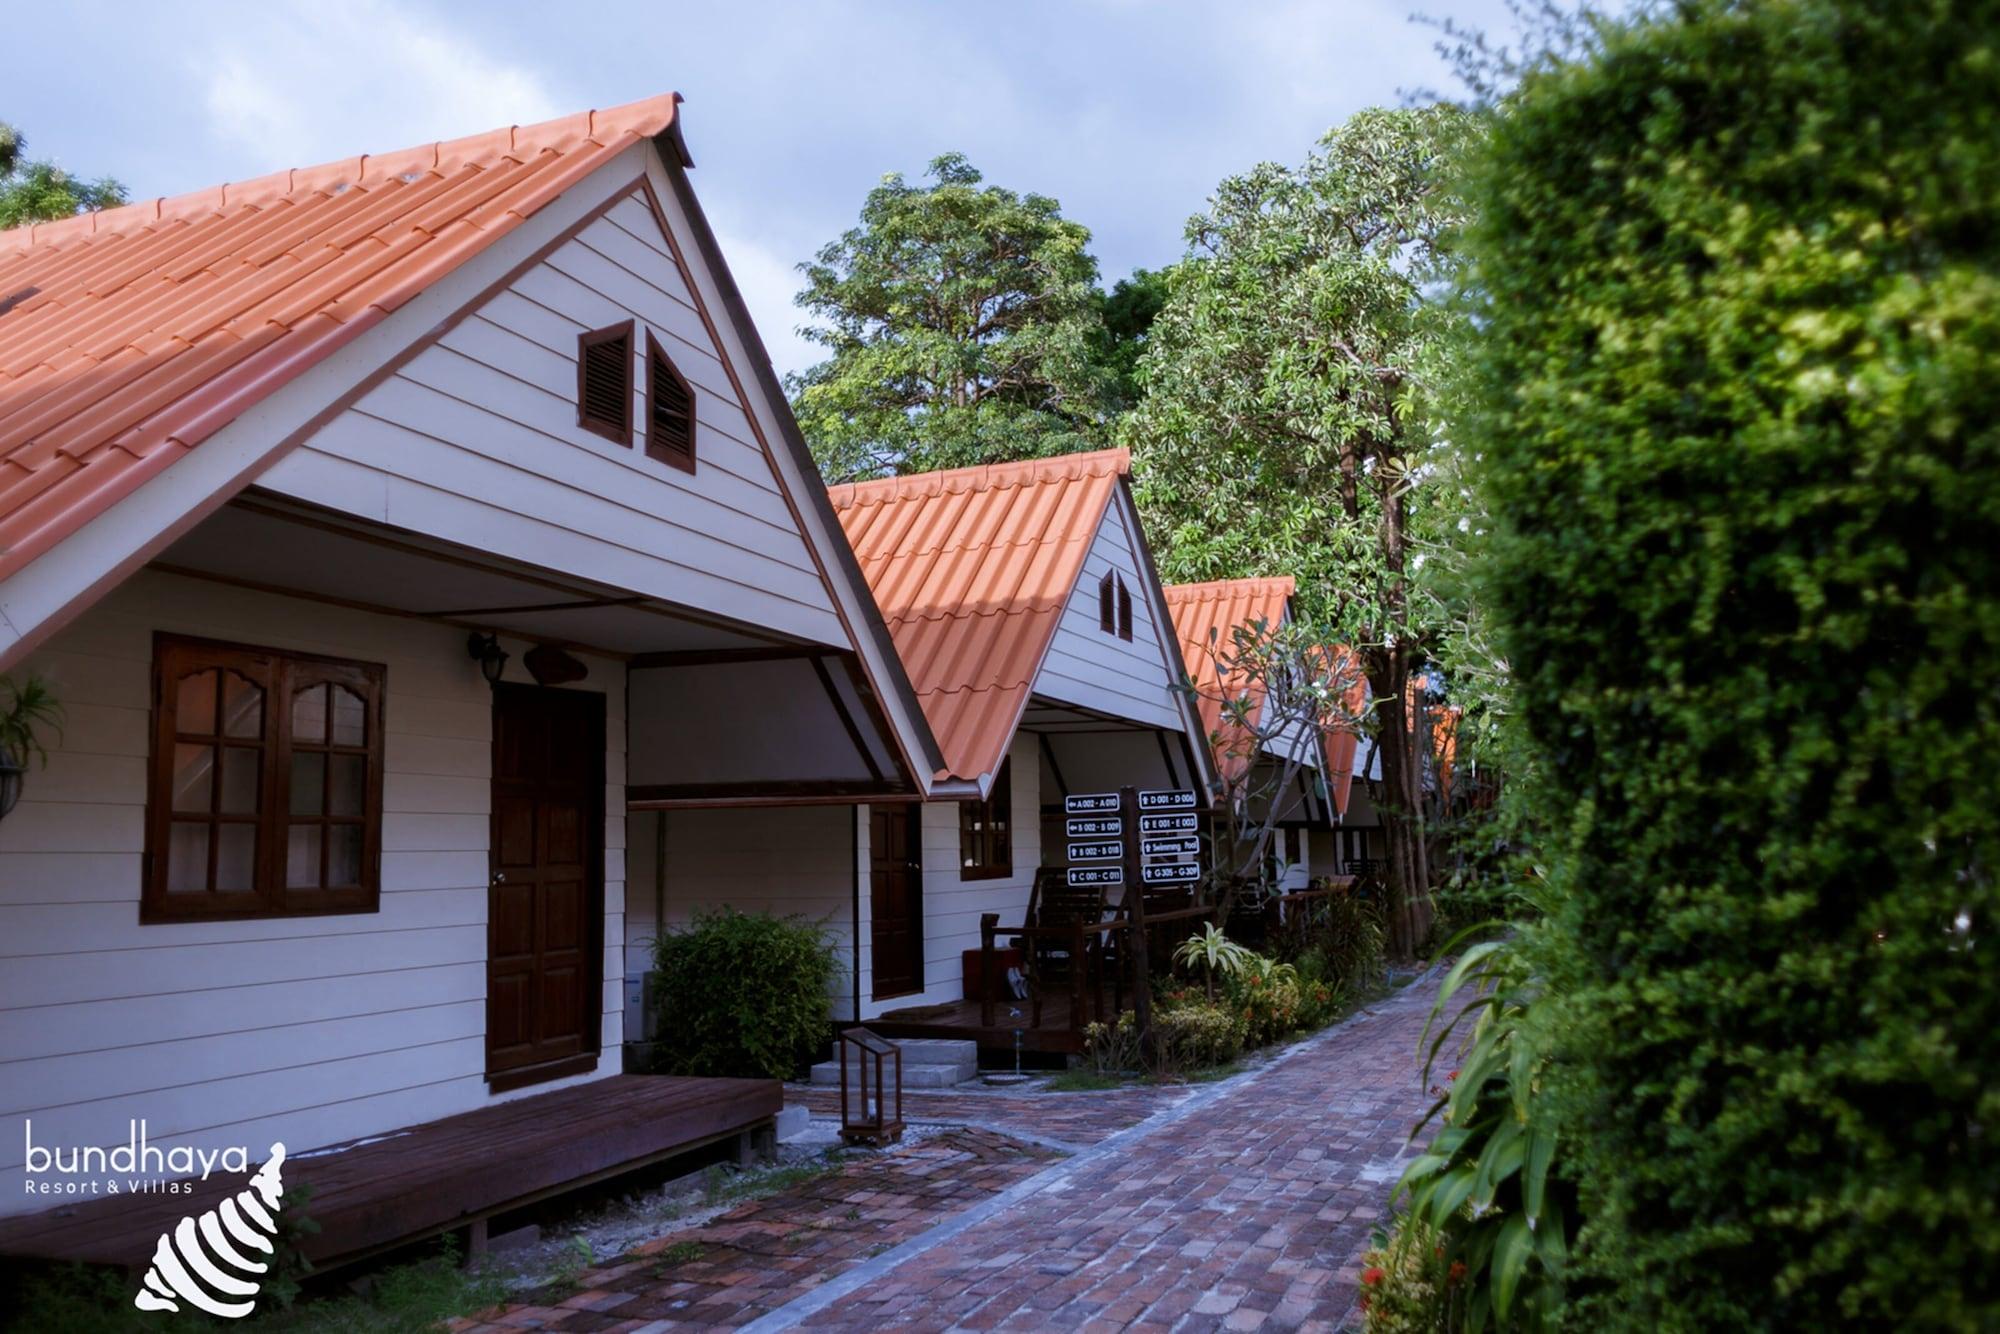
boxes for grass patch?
[653,1240,705,1266]
[3,1238,510,1334]
[1042,1069,1130,1092]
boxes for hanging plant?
[0,674,64,818]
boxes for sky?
[6,0,1518,379]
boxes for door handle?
[491,871,508,885]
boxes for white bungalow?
[624,449,1217,1048]
[0,94,947,1263]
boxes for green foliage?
[0,122,127,230]
[1458,0,2000,1326]
[1125,103,1473,626]
[1089,265,1171,411]
[1171,922,1259,991]
[0,674,64,767]
[649,908,840,1079]
[1393,927,1576,1333]
[1359,1217,1454,1333]
[1217,958,1302,1047]
[788,152,1113,481]
[1151,1001,1249,1074]
[1286,886,1388,994]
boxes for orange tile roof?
[0,94,684,583]
[828,449,1128,787]
[1164,576,1365,815]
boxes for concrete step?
[808,1059,970,1089]
[808,1037,980,1089]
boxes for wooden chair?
[1019,868,1109,1026]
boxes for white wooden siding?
[890,733,1040,1017]
[257,187,848,648]
[0,571,626,1215]
[1035,494,1184,730]
[624,805,863,1021]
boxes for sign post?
[1119,785,1155,1060]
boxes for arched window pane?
[331,686,367,747]
[221,672,264,740]
[177,669,217,736]
[292,684,328,744]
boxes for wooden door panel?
[486,686,604,1086]
[869,805,923,999]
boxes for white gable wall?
[258,184,847,648]
[1035,492,1184,731]
[0,570,626,1215]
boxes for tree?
[1461,0,2000,1325]
[0,122,127,229]
[1091,266,1172,412]
[788,153,1114,482]
[1179,615,1366,927]
[1127,105,1476,954]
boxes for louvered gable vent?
[577,321,634,445]
[646,331,697,473]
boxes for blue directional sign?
[1139,813,1198,834]
[1141,862,1200,884]
[1066,817,1120,837]
[1142,836,1200,857]
[1068,866,1124,887]
[1067,841,1121,861]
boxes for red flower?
[1449,1261,1468,1284]
[1361,1266,1385,1287]
[1447,1068,1459,1081]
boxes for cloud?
[197,0,562,169]
[710,226,823,382]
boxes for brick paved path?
[451,1129,1058,1332]
[769,976,1442,1333]
[460,974,1441,1332]
[789,1082,1186,1148]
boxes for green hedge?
[1460,1,2000,1327]
[650,908,840,1080]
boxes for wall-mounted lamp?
[466,632,509,686]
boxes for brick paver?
[451,1129,1059,1332]
[776,978,1442,1332]
[462,976,1442,1332]
[789,1082,1185,1148]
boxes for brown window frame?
[959,758,1013,881]
[576,320,635,446]
[644,330,697,474]
[143,634,386,924]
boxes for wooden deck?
[0,1074,779,1273]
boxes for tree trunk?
[1372,653,1433,959]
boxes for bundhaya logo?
[133,1143,287,1318]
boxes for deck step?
[808,1037,979,1089]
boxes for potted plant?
[0,675,63,820]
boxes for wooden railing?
[977,902,1218,1031]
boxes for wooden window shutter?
[576,321,634,445]
[1116,576,1133,641]
[1099,572,1116,633]
[645,331,697,473]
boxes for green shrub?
[649,909,840,1079]
[1153,1001,1248,1073]
[1223,960,1303,1047]
[1287,884,1386,993]
[1359,1218,1452,1334]
[1460,1,2000,1325]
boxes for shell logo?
[133,1143,287,1319]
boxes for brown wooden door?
[869,804,923,999]
[487,684,604,1090]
